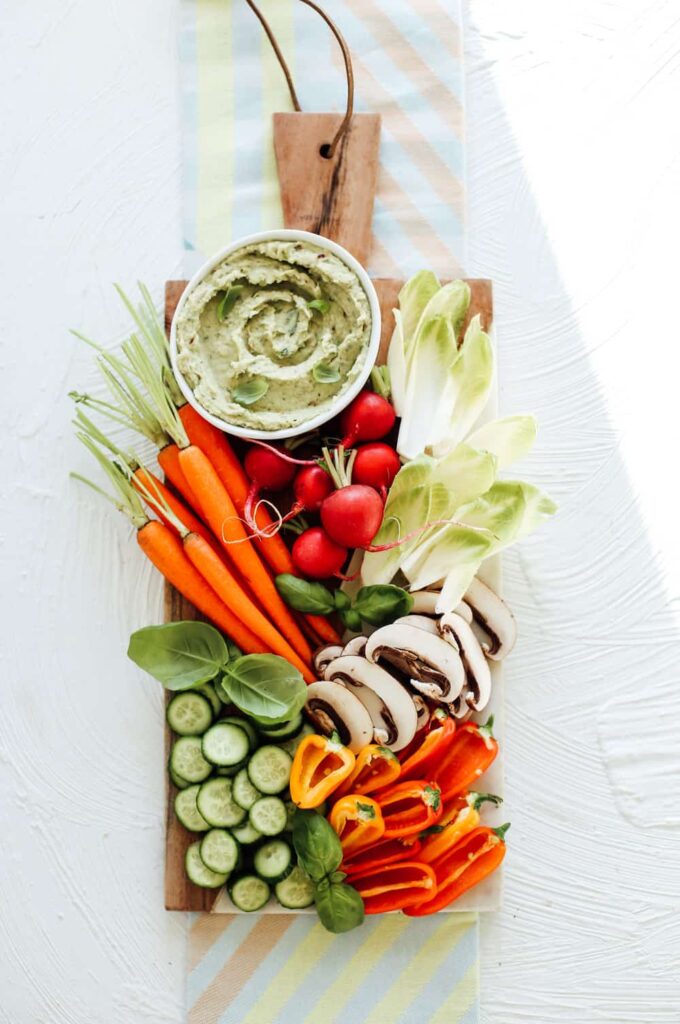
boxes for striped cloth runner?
[180,2,477,1020]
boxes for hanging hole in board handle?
[245,0,355,159]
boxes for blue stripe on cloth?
[395,921,478,1024]
[187,916,259,1006]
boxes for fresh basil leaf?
[275,574,335,615]
[232,377,269,407]
[221,654,307,723]
[333,590,350,611]
[340,608,362,632]
[127,621,229,690]
[314,881,365,934]
[308,298,330,315]
[217,285,243,320]
[293,810,342,881]
[352,585,414,626]
[313,362,341,384]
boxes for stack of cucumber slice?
[167,684,316,912]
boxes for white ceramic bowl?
[170,229,381,440]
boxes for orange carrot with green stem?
[178,444,313,664]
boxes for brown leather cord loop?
[244,0,354,158]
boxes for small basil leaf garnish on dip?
[217,284,244,320]
[232,377,269,406]
[313,362,341,384]
[308,297,331,315]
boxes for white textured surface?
[1,2,680,1023]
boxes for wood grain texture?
[273,113,381,265]
[163,277,492,911]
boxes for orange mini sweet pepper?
[419,792,502,863]
[289,733,355,808]
[399,709,456,782]
[351,861,437,914]
[333,744,401,800]
[377,780,442,839]
[404,824,509,917]
[328,794,385,857]
[434,716,498,802]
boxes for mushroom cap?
[364,623,466,704]
[409,591,440,615]
[305,680,373,753]
[438,611,492,713]
[464,577,517,661]
[312,644,344,675]
[392,614,440,634]
[324,655,418,752]
[342,635,368,658]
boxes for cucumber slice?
[232,768,261,811]
[247,745,292,795]
[199,828,240,875]
[249,796,288,836]
[170,736,213,784]
[169,765,191,790]
[253,839,293,883]
[202,722,250,767]
[275,865,316,909]
[196,682,222,717]
[283,799,297,832]
[175,784,210,832]
[279,723,315,758]
[228,874,270,912]
[216,757,249,778]
[230,821,262,845]
[167,692,213,736]
[185,841,228,888]
[221,715,258,751]
[257,713,303,741]
[197,778,247,828]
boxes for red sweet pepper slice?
[351,860,437,914]
[377,780,443,839]
[343,835,422,877]
[419,792,502,864]
[404,824,509,916]
[434,716,498,801]
[399,709,456,782]
[333,744,401,800]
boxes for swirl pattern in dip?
[175,240,372,431]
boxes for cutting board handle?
[273,111,381,266]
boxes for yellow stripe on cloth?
[260,0,294,228]
[302,915,410,1024]
[363,914,476,1024]
[240,922,336,1024]
[196,0,233,254]
[430,961,479,1024]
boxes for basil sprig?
[127,621,305,725]
[293,810,364,934]
[275,575,413,629]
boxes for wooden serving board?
[163,277,493,911]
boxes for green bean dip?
[175,239,372,431]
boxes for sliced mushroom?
[411,693,432,730]
[393,614,440,634]
[464,577,517,660]
[342,635,368,658]
[313,644,344,675]
[456,601,473,624]
[438,612,492,712]
[305,681,373,753]
[324,656,418,752]
[410,591,439,615]
[365,624,466,704]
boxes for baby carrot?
[182,532,315,682]
[136,520,266,655]
[132,467,222,556]
[177,444,313,664]
[157,443,201,512]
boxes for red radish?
[352,443,401,497]
[282,464,334,523]
[243,445,297,531]
[292,526,348,579]
[340,391,396,447]
[320,485,384,549]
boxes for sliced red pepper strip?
[343,835,422,876]
[377,780,443,839]
[289,733,355,808]
[328,794,385,857]
[404,824,508,916]
[399,710,456,782]
[351,860,437,914]
[434,716,498,801]
[333,744,401,800]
